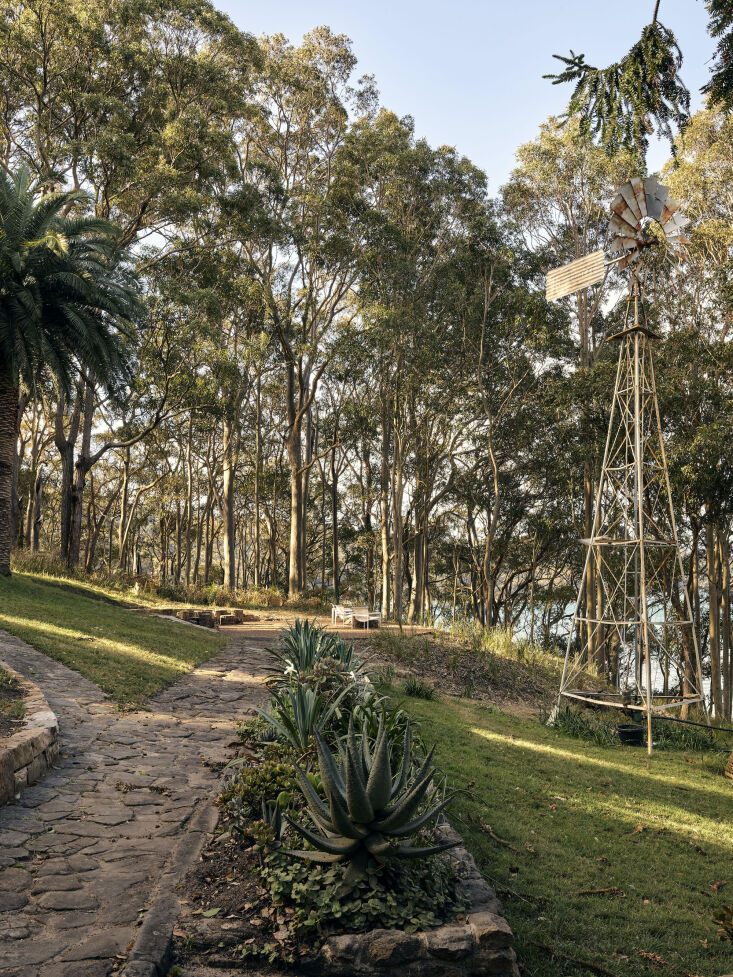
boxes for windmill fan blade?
[610,213,641,240]
[546,249,605,301]
[630,176,648,220]
[620,183,642,221]
[661,198,681,225]
[644,176,662,221]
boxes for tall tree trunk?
[55,390,82,563]
[222,415,237,591]
[10,390,27,548]
[118,448,130,571]
[0,370,19,576]
[380,407,391,616]
[185,414,193,586]
[286,429,302,599]
[720,528,731,720]
[330,445,339,601]
[68,384,95,568]
[706,515,723,716]
[254,374,261,588]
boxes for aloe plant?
[284,717,458,885]
[256,684,350,752]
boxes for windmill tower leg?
[554,278,706,744]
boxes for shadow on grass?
[407,697,732,977]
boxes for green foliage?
[547,706,727,754]
[650,717,722,753]
[262,850,465,938]
[547,706,619,746]
[546,22,690,159]
[0,166,140,393]
[220,760,300,838]
[349,693,417,758]
[272,619,361,674]
[284,718,458,887]
[256,683,351,753]
[236,714,278,745]
[704,1,733,111]
[402,677,437,700]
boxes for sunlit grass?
[404,696,733,977]
[0,572,225,708]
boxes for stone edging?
[313,823,520,976]
[0,659,59,805]
[122,792,220,977]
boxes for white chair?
[331,604,353,626]
[351,607,382,629]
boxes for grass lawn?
[404,695,733,977]
[0,572,226,708]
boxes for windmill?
[547,176,706,756]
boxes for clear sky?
[217,0,713,193]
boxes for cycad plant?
[284,717,458,886]
[0,166,140,575]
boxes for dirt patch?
[365,631,597,716]
[0,668,26,740]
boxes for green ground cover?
[0,572,226,708]
[403,695,732,977]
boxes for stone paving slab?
[0,627,269,977]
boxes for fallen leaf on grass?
[631,825,646,835]
[578,887,625,898]
[711,880,727,891]
[637,949,667,965]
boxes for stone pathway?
[0,627,269,977]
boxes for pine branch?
[545,22,690,160]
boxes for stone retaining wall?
[312,824,520,977]
[0,661,59,805]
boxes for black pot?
[617,723,644,746]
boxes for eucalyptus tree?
[0,167,139,576]
[227,28,364,597]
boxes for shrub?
[220,760,301,838]
[403,677,437,700]
[284,717,459,886]
[547,706,618,746]
[263,851,465,938]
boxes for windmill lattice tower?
[546,176,706,756]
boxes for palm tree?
[0,166,140,576]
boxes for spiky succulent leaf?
[292,764,336,835]
[365,720,392,811]
[376,769,436,832]
[283,815,361,856]
[314,729,347,805]
[328,785,369,840]
[281,848,345,863]
[344,719,374,823]
[390,721,413,800]
[392,839,461,858]
[388,795,456,837]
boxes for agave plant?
[256,684,350,752]
[284,717,458,885]
[269,619,364,678]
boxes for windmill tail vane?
[545,178,706,756]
